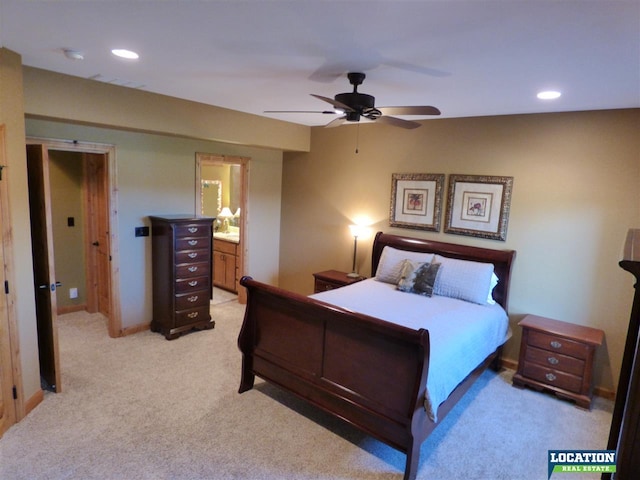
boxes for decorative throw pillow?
[397,260,442,297]
[433,255,494,305]
[376,246,435,284]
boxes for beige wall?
[22,67,310,153]
[279,109,640,394]
[26,118,283,328]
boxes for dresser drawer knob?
[188,281,198,287]
[188,227,198,233]
[188,266,198,272]
[187,312,199,319]
[188,252,198,259]
[545,373,557,382]
[547,356,559,365]
[550,340,562,349]
[188,295,199,302]
[188,240,198,246]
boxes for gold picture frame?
[444,174,513,241]
[389,173,445,231]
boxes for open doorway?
[196,153,249,304]
[26,138,121,392]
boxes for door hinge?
[12,386,18,399]
[4,280,8,294]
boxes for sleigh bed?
[237,232,515,479]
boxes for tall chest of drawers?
[513,314,604,408]
[149,215,215,340]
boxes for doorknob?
[92,241,99,246]
[39,282,62,291]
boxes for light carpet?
[0,301,613,479]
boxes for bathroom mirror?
[200,164,242,234]
[201,180,222,218]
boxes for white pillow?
[433,255,495,305]
[375,246,435,284]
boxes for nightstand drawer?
[525,345,585,376]
[312,270,364,293]
[528,330,590,360]
[521,362,583,393]
[315,278,339,292]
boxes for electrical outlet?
[69,288,78,299]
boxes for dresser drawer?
[521,362,583,394]
[175,249,208,264]
[527,330,590,360]
[176,262,209,278]
[525,345,585,376]
[175,224,210,238]
[176,237,209,250]
[175,290,210,310]
[175,306,211,327]
[175,276,210,294]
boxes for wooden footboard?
[238,276,432,479]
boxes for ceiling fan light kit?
[270,72,441,129]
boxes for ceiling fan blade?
[265,110,336,114]
[378,106,441,116]
[325,116,347,128]
[310,94,354,112]
[376,115,422,129]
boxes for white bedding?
[310,278,509,421]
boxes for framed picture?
[389,173,445,231]
[444,174,513,241]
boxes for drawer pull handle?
[188,240,198,246]
[188,266,198,272]
[187,312,199,319]
[188,252,198,259]
[188,295,198,302]
[550,340,562,349]
[188,281,198,287]
[547,357,559,365]
[545,373,557,382]
[188,227,198,233]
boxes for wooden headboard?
[371,232,516,311]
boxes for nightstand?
[512,314,604,409]
[313,270,365,293]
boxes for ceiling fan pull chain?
[355,123,360,154]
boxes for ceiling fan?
[266,72,441,129]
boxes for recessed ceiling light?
[537,90,562,100]
[111,49,139,60]
[63,49,84,61]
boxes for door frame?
[195,153,249,304]
[26,137,122,337]
[0,124,20,434]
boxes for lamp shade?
[349,224,364,238]
[218,207,234,218]
[623,229,640,261]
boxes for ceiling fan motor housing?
[335,92,375,112]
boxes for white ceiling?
[1,1,639,127]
